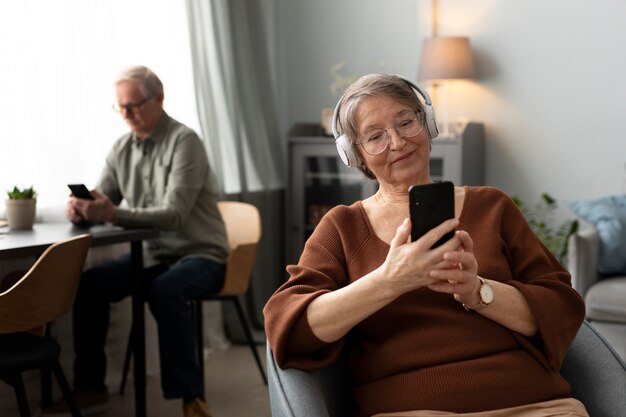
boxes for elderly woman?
[264,74,588,417]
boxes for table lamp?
[418,36,475,136]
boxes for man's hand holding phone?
[67,185,116,225]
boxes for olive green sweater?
[264,186,585,416]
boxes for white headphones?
[331,76,439,168]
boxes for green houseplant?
[512,192,578,265]
[5,186,37,230]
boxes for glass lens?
[362,130,387,155]
[396,111,423,137]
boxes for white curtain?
[185,0,285,334]
[185,0,284,195]
[0,0,200,212]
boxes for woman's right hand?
[307,217,460,343]
[378,217,461,299]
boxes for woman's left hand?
[427,229,539,336]
[427,230,482,306]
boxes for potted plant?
[5,186,37,230]
[512,192,579,265]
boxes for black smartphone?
[68,184,94,200]
[409,181,455,247]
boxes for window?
[0,1,200,209]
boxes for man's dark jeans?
[72,254,225,399]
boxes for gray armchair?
[267,321,626,417]
[568,220,626,361]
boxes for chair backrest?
[0,234,91,336]
[267,320,626,417]
[215,201,261,296]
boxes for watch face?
[480,283,494,304]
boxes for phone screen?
[68,184,94,200]
[409,181,455,247]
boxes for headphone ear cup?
[335,135,360,167]
[423,103,439,139]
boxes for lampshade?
[418,37,475,83]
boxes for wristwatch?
[463,277,494,311]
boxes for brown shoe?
[43,389,110,416]
[183,397,212,417]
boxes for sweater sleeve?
[496,190,585,370]
[264,207,353,370]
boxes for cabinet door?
[288,142,376,264]
[430,139,462,184]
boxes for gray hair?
[115,65,164,99]
[336,74,426,180]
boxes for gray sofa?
[267,321,626,417]
[568,219,626,361]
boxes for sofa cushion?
[568,195,626,275]
[585,277,626,323]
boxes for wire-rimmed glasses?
[112,97,150,114]
[355,110,424,155]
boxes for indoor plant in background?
[512,192,579,266]
[5,186,37,230]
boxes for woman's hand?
[307,216,461,343]
[72,190,116,223]
[427,230,482,306]
[428,230,539,335]
[378,217,461,300]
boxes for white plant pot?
[5,199,37,230]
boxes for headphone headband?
[331,75,439,168]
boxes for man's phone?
[68,184,94,200]
[409,181,455,247]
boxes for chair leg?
[40,323,53,408]
[231,297,267,385]
[119,321,134,395]
[13,372,32,417]
[40,365,53,408]
[51,361,83,417]
[193,300,205,391]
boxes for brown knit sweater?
[264,186,585,416]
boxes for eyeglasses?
[355,110,424,155]
[112,98,150,114]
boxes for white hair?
[115,65,163,99]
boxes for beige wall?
[273,0,626,212]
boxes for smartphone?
[409,181,455,247]
[68,184,94,200]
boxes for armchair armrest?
[266,343,353,417]
[568,220,600,296]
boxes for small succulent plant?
[7,186,37,200]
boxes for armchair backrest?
[267,321,626,417]
[561,320,626,417]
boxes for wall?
[272,0,420,140]
[273,0,626,213]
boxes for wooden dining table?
[0,222,159,417]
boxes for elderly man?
[46,66,227,417]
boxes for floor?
[95,345,270,417]
[3,345,271,417]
